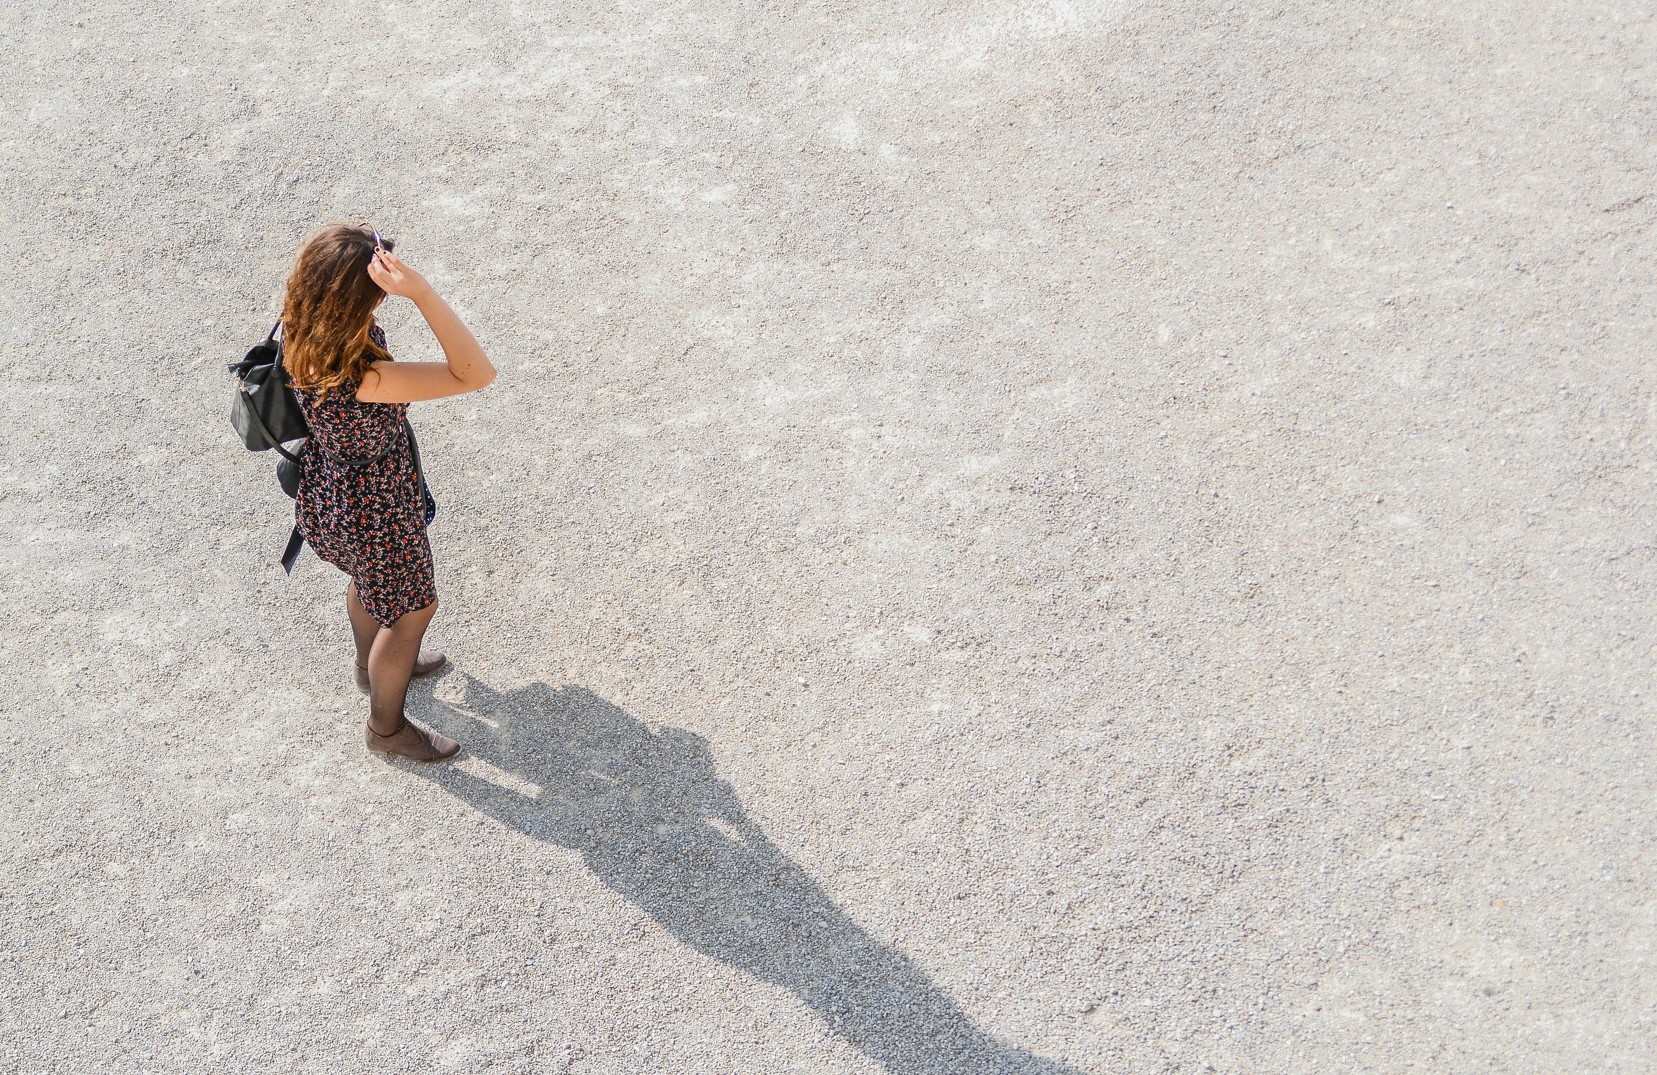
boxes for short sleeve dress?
[293,325,437,627]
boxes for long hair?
[280,223,394,398]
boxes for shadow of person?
[407,672,1086,1075]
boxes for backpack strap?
[241,394,304,463]
[280,525,306,575]
[402,418,426,485]
[337,419,405,468]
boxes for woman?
[281,223,497,762]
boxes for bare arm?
[356,250,498,404]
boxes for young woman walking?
[281,223,497,762]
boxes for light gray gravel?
[1,1,1652,1072]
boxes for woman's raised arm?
[357,250,498,404]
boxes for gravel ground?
[2,1,1653,1072]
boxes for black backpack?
[229,322,308,460]
[230,322,436,574]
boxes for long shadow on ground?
[410,673,1085,1075]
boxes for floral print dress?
[293,325,436,627]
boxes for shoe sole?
[367,745,461,764]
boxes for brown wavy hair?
[280,223,394,398]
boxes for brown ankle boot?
[354,650,448,694]
[365,717,460,763]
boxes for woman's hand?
[367,249,434,301]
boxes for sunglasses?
[361,223,396,256]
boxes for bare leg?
[367,599,437,736]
